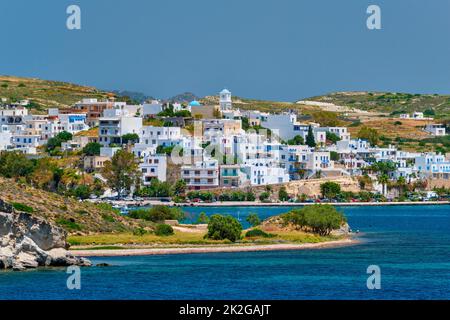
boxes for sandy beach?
[71,238,357,257]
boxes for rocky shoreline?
[0,200,91,271]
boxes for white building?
[138,126,183,147]
[140,154,167,184]
[181,158,219,190]
[142,100,164,117]
[425,124,446,136]
[322,127,351,141]
[415,153,450,179]
[219,89,232,111]
[98,110,142,147]
[241,159,290,186]
[0,132,12,150]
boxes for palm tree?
[377,174,389,196]
[396,176,407,196]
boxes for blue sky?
[1,0,450,100]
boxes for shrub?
[56,218,82,231]
[246,213,261,227]
[12,202,34,213]
[0,151,35,178]
[102,214,115,223]
[197,212,209,224]
[205,214,242,242]
[187,191,214,201]
[278,187,289,201]
[245,229,274,238]
[154,224,174,236]
[245,191,256,201]
[129,205,185,222]
[259,192,270,201]
[73,185,91,200]
[133,227,148,236]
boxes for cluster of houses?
[1,89,449,192]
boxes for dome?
[189,100,201,107]
[220,89,231,94]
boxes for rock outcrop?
[0,200,91,270]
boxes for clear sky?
[1,0,450,101]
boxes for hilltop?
[0,75,113,112]
[304,91,450,118]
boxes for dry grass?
[0,75,112,111]
[349,118,432,140]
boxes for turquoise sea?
[1,205,450,300]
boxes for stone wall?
[204,176,361,199]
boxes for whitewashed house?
[425,124,446,136]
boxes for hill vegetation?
[0,75,112,113]
[306,91,450,118]
[0,176,149,234]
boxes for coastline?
[70,238,358,257]
[100,199,450,208]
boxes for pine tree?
[306,125,316,147]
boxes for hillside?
[304,91,450,118]
[0,75,113,112]
[0,177,148,235]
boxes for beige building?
[84,155,109,172]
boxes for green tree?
[246,213,261,227]
[173,179,187,196]
[320,181,341,199]
[136,179,172,197]
[357,126,380,146]
[278,186,289,201]
[46,131,73,152]
[73,185,91,199]
[326,132,341,144]
[121,133,139,145]
[306,125,316,147]
[287,135,304,146]
[197,212,210,224]
[0,151,34,178]
[82,142,101,156]
[282,205,346,236]
[205,214,242,242]
[377,174,389,197]
[102,149,140,198]
[330,151,339,161]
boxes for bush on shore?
[281,204,346,236]
[154,224,174,236]
[245,229,274,238]
[205,214,242,242]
